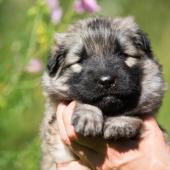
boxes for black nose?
[98,75,115,86]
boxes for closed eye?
[115,52,129,58]
[115,52,138,67]
[75,46,89,63]
[77,57,85,64]
[117,52,140,59]
[62,57,84,69]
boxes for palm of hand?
[56,102,170,170]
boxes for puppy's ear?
[135,30,152,56]
[47,47,67,76]
[47,33,67,76]
[53,33,66,45]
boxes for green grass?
[0,0,170,169]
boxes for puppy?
[41,17,165,170]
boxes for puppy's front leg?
[72,103,103,137]
[41,101,77,170]
[103,116,143,140]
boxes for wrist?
[56,160,90,170]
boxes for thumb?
[141,115,165,141]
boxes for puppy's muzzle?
[97,75,116,88]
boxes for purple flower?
[25,58,43,73]
[46,0,63,25]
[47,0,59,11]
[51,8,62,24]
[74,0,84,13]
[74,0,100,13]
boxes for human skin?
[56,101,170,170]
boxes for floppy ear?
[135,30,152,56]
[46,33,67,76]
[47,46,67,76]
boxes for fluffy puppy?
[41,17,165,170]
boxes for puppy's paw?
[103,116,143,140]
[71,104,103,137]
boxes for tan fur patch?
[70,64,82,73]
[125,57,138,67]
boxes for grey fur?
[103,116,143,139]
[72,103,103,136]
[41,16,165,169]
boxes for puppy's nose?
[98,75,115,86]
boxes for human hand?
[56,101,170,170]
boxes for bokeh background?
[0,0,170,169]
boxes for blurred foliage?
[0,0,170,169]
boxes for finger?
[142,115,159,130]
[61,101,105,153]
[142,115,163,135]
[74,136,106,154]
[62,101,79,141]
[141,115,165,143]
[70,141,103,170]
[56,160,91,170]
[62,101,106,152]
[56,102,71,145]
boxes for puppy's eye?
[116,52,128,58]
[76,54,88,64]
[118,52,140,59]
[121,53,129,58]
[76,47,88,64]
[77,57,84,64]
[116,52,138,67]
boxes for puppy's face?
[67,44,142,114]
[42,17,164,115]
